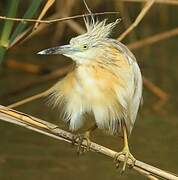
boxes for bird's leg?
[114,124,136,173]
[72,124,97,155]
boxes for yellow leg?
[72,124,97,155]
[115,124,136,173]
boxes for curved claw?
[114,147,136,173]
[72,132,91,155]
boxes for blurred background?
[0,0,178,179]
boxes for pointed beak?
[37,45,75,55]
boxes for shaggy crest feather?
[84,16,120,39]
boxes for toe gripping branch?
[114,147,136,174]
[114,123,136,173]
[72,132,91,155]
[72,124,97,155]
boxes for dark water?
[1,4,178,179]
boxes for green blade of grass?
[10,0,43,44]
[0,0,20,64]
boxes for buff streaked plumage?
[39,17,142,136]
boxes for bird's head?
[38,18,120,64]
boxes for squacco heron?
[38,18,143,171]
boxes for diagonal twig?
[127,26,178,50]
[118,0,155,41]
[143,76,169,101]
[33,0,55,30]
[0,105,178,180]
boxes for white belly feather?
[51,60,142,135]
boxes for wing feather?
[113,40,143,134]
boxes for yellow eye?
[83,44,88,49]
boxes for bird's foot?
[72,131,91,155]
[114,146,136,173]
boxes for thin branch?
[0,12,119,24]
[0,105,178,179]
[33,0,55,30]
[7,90,49,109]
[127,26,178,50]
[115,0,137,42]
[143,77,169,100]
[118,0,155,41]
[121,0,178,5]
[83,0,93,15]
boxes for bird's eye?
[82,44,88,49]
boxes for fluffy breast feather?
[49,52,137,134]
